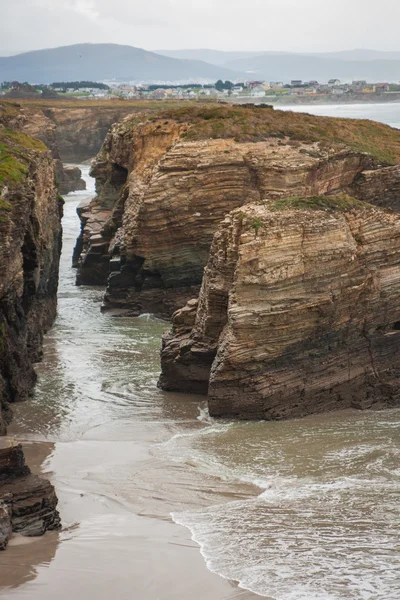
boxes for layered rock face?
[74,105,400,318]
[0,443,60,550]
[160,198,400,419]
[35,106,140,163]
[0,111,63,432]
[351,165,400,212]
[6,103,86,195]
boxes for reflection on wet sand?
[0,168,260,600]
[0,531,59,590]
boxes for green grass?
[0,112,50,225]
[140,104,400,165]
[0,194,12,223]
[0,142,27,185]
[267,194,375,212]
[2,128,46,152]
[0,140,28,187]
[5,98,400,165]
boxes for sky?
[1,0,400,55]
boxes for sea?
[0,104,399,600]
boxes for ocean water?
[169,410,400,599]
[2,108,400,600]
[278,102,400,130]
[168,103,400,599]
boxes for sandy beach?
[0,424,260,600]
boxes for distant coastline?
[230,93,400,106]
[263,93,400,106]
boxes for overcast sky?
[1,0,399,55]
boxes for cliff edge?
[0,102,63,432]
[74,105,400,318]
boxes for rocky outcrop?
[5,103,86,195]
[72,105,400,318]
[0,443,60,549]
[350,165,400,212]
[159,197,400,419]
[34,106,142,162]
[0,107,63,432]
[54,161,86,195]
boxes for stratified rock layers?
[74,106,400,318]
[0,115,63,433]
[0,444,60,549]
[160,201,400,419]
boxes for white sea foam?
[168,406,400,599]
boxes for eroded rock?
[73,106,400,318]
[0,103,63,432]
[159,197,400,419]
[55,161,86,195]
[0,444,60,543]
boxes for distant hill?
[157,48,400,82]
[311,49,400,61]
[4,44,400,85]
[0,44,243,84]
[155,49,269,66]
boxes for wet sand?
[1,421,260,600]
[2,163,398,600]
[0,169,261,599]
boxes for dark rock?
[0,445,60,541]
[0,102,63,431]
[0,502,11,550]
[55,160,86,195]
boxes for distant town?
[2,78,400,104]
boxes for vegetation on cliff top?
[152,104,400,165]
[0,128,46,188]
[3,98,400,165]
[266,194,375,212]
[0,125,48,224]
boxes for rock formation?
[74,105,400,318]
[23,105,144,163]
[0,443,60,550]
[351,165,400,212]
[54,161,86,195]
[0,102,63,433]
[4,102,86,195]
[159,196,400,419]
[0,103,62,548]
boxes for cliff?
[30,105,143,163]
[159,196,400,419]
[0,106,63,433]
[4,102,86,195]
[0,106,62,547]
[74,105,400,318]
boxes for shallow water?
[278,102,400,129]
[1,117,400,600]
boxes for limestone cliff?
[159,196,400,419]
[74,105,400,318]
[0,106,63,433]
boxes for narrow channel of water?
[0,156,399,600]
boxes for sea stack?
[159,196,400,419]
[73,105,400,319]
